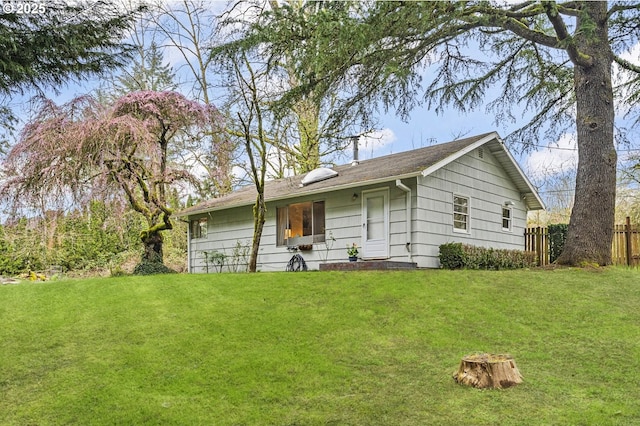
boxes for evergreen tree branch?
[613,54,640,74]
[607,2,640,19]
[541,1,592,67]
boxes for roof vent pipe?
[350,135,359,166]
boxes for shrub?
[132,261,177,276]
[202,250,227,273]
[439,243,536,270]
[438,243,466,269]
[548,224,568,263]
[229,240,250,273]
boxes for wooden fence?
[525,217,640,267]
[524,226,550,266]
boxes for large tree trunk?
[141,231,164,264]
[133,230,174,275]
[557,2,616,266]
[295,97,321,173]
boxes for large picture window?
[277,201,325,246]
[453,195,469,232]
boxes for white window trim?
[502,206,513,232]
[361,187,390,259]
[276,200,326,247]
[453,194,470,234]
[191,217,208,239]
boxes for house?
[178,131,544,272]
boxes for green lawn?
[1,268,639,425]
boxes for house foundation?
[319,260,417,271]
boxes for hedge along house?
[178,132,544,272]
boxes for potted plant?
[347,243,359,261]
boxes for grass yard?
[1,268,639,425]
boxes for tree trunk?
[557,2,616,266]
[453,353,523,389]
[248,193,266,272]
[141,231,164,264]
[133,229,174,275]
[295,97,321,173]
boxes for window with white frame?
[453,195,469,232]
[276,201,325,246]
[191,217,208,239]
[502,207,512,231]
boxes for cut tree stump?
[453,353,523,389]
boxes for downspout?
[396,179,412,262]
[185,218,192,273]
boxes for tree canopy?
[249,0,640,266]
[214,0,374,174]
[1,91,223,271]
[0,0,143,95]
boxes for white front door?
[362,189,389,259]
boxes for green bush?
[548,224,568,263]
[132,261,177,276]
[439,243,536,270]
[438,242,466,269]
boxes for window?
[502,207,512,231]
[453,195,469,232]
[277,201,325,246]
[191,218,207,239]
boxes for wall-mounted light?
[352,193,359,201]
[504,200,515,206]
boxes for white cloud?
[265,145,294,179]
[358,128,397,159]
[232,164,248,181]
[526,133,578,179]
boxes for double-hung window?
[453,195,469,232]
[502,207,512,231]
[191,217,208,239]
[277,201,325,246]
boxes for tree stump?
[453,353,523,389]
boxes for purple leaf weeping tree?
[1,91,225,272]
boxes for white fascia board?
[268,172,422,203]
[421,132,499,177]
[420,131,545,211]
[493,136,546,211]
[180,172,422,217]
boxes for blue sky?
[0,54,609,211]
[6,70,567,184]
[5,1,640,211]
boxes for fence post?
[626,216,632,267]
[536,227,543,266]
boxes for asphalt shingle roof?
[178,132,543,216]
[178,133,498,216]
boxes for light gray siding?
[187,208,255,273]
[187,182,416,272]
[413,147,527,267]
[187,147,529,272]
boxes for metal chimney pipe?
[350,135,359,166]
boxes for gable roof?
[178,131,544,217]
